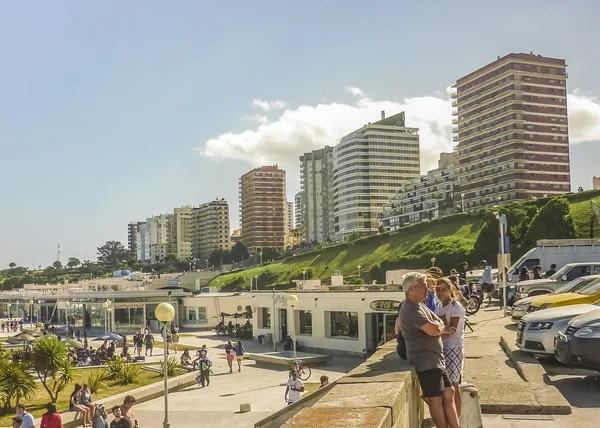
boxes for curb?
[499,336,528,382]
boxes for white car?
[511,275,600,321]
[516,304,600,356]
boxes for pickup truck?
[516,262,600,299]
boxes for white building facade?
[300,146,335,243]
[135,222,151,262]
[381,152,455,230]
[333,111,420,237]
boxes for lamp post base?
[163,419,170,428]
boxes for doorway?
[365,312,398,357]
[279,308,288,342]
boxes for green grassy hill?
[211,190,600,291]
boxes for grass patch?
[303,383,321,395]
[569,195,600,239]
[154,341,197,351]
[0,367,160,426]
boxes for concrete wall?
[255,341,423,428]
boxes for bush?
[159,357,184,377]
[119,364,141,385]
[86,370,107,394]
[105,357,126,381]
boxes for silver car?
[511,275,600,321]
[516,303,600,356]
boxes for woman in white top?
[434,277,466,419]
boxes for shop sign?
[369,300,401,312]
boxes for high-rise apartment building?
[287,201,294,232]
[127,222,144,256]
[191,199,231,259]
[381,153,455,230]
[333,111,420,236]
[594,176,600,191]
[300,146,335,243]
[294,192,304,239]
[147,213,174,263]
[239,165,287,251]
[135,223,151,262]
[173,207,193,260]
[453,53,570,209]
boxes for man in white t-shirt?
[285,371,305,405]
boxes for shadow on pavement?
[546,374,600,408]
[504,323,517,331]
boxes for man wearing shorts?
[479,260,495,306]
[399,272,460,428]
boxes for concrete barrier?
[461,384,483,428]
[255,342,424,428]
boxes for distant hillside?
[210,190,600,291]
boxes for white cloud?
[345,86,365,97]
[568,89,600,143]
[251,99,287,111]
[196,87,600,195]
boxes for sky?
[2,1,600,268]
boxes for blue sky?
[2,1,600,268]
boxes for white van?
[509,239,600,276]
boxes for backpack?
[396,302,407,360]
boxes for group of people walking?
[191,340,246,387]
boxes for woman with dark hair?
[41,402,63,428]
[70,384,91,427]
[235,341,246,373]
[532,265,543,280]
[519,267,531,282]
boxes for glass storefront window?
[113,304,145,333]
[258,308,271,328]
[329,311,359,339]
[184,306,208,324]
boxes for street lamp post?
[431,257,436,268]
[461,194,465,213]
[64,301,70,332]
[260,252,263,265]
[357,265,362,283]
[286,295,299,360]
[28,300,34,328]
[155,302,175,428]
[302,270,307,288]
[254,276,258,292]
[102,302,109,333]
[7,303,11,319]
[496,213,509,316]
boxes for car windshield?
[579,279,600,295]
[554,277,586,294]
[549,265,572,280]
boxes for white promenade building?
[381,152,455,230]
[333,111,420,236]
[300,146,335,243]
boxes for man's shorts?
[416,368,452,398]
[481,283,494,293]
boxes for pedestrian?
[519,266,531,282]
[479,260,495,306]
[435,278,466,419]
[319,375,329,389]
[80,384,97,419]
[93,404,108,428]
[545,264,557,278]
[196,349,212,387]
[41,402,63,428]
[15,403,35,428]
[399,272,460,428]
[234,341,245,372]
[12,416,22,428]
[144,331,154,357]
[532,265,543,280]
[109,406,128,428]
[120,395,137,428]
[225,340,236,373]
[285,370,304,405]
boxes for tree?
[97,241,128,269]
[523,197,576,249]
[230,242,249,263]
[32,337,74,403]
[8,262,16,269]
[52,260,63,270]
[208,249,231,267]
[67,257,81,269]
[0,361,36,411]
[261,247,280,262]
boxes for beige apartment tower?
[453,53,570,209]
[191,199,231,260]
[239,165,287,251]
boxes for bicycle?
[289,359,311,381]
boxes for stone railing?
[255,341,423,428]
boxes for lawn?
[303,383,321,395]
[0,367,160,426]
[569,195,600,239]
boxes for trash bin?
[266,333,273,344]
[258,335,264,344]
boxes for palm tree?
[0,361,36,411]
[32,337,74,402]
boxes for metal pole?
[163,321,170,428]
[272,289,276,352]
[292,308,297,360]
[500,220,507,316]
[30,304,33,328]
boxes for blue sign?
[168,280,180,285]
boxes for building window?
[297,310,312,335]
[258,307,271,328]
[328,311,359,339]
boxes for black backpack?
[396,302,407,360]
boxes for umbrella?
[63,339,84,348]
[93,332,123,342]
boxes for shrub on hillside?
[522,197,576,249]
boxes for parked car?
[516,262,600,299]
[554,306,600,371]
[528,276,600,313]
[511,275,600,321]
[516,304,600,356]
